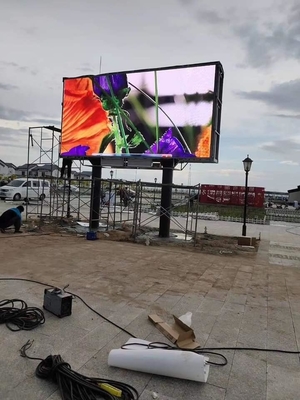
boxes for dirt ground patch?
[9,217,259,257]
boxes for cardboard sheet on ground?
[148,314,200,349]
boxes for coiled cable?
[0,299,45,331]
[20,340,139,400]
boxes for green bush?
[173,203,266,219]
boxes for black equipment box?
[43,288,72,318]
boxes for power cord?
[0,277,135,338]
[121,341,228,366]
[2,278,300,365]
[0,299,45,331]
[121,341,300,367]
[20,340,139,400]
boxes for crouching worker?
[0,205,24,233]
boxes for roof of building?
[34,163,59,171]
[16,163,37,170]
[16,163,59,171]
[288,186,300,193]
[5,163,16,169]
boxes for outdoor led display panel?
[60,61,223,163]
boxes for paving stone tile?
[197,298,224,316]
[206,310,243,347]
[176,381,226,400]
[5,376,56,400]
[171,293,205,315]
[139,389,177,400]
[226,351,267,400]
[226,291,248,305]
[222,301,245,313]
[267,364,300,400]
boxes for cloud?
[76,65,94,73]
[21,26,38,36]
[0,105,31,121]
[213,169,245,177]
[280,160,299,166]
[0,127,27,152]
[234,2,300,67]
[1,61,18,68]
[0,126,27,137]
[33,118,61,126]
[0,83,18,90]
[179,2,233,26]
[195,9,229,24]
[272,113,300,119]
[0,142,27,149]
[236,79,300,112]
[0,61,38,76]
[260,138,300,155]
[0,105,59,125]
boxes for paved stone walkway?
[0,229,299,399]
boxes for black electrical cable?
[20,340,139,400]
[0,299,45,331]
[121,341,228,366]
[0,277,136,338]
[2,278,300,364]
[121,341,300,367]
[67,290,136,339]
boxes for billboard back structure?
[60,61,223,165]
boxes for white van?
[0,178,50,201]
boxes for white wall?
[36,169,59,178]
[0,164,9,176]
[15,169,28,177]
[288,191,300,203]
[7,167,15,176]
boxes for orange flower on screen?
[195,124,212,158]
[61,77,112,155]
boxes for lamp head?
[243,155,253,172]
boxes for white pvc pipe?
[108,338,209,383]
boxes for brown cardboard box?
[148,314,200,349]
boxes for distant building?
[15,163,60,178]
[15,164,36,177]
[265,191,288,202]
[288,186,300,204]
[74,171,92,180]
[0,160,16,176]
[0,160,9,176]
[5,163,16,176]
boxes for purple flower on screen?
[93,74,128,97]
[93,74,130,111]
[61,145,90,157]
[145,128,195,158]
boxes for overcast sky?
[0,0,299,191]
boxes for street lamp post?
[154,177,157,204]
[242,155,253,237]
[108,170,114,206]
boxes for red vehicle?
[200,184,265,208]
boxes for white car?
[0,178,50,201]
[58,184,79,193]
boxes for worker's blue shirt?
[11,208,22,222]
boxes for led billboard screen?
[60,61,223,163]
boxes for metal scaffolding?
[24,126,200,240]
[25,125,89,223]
